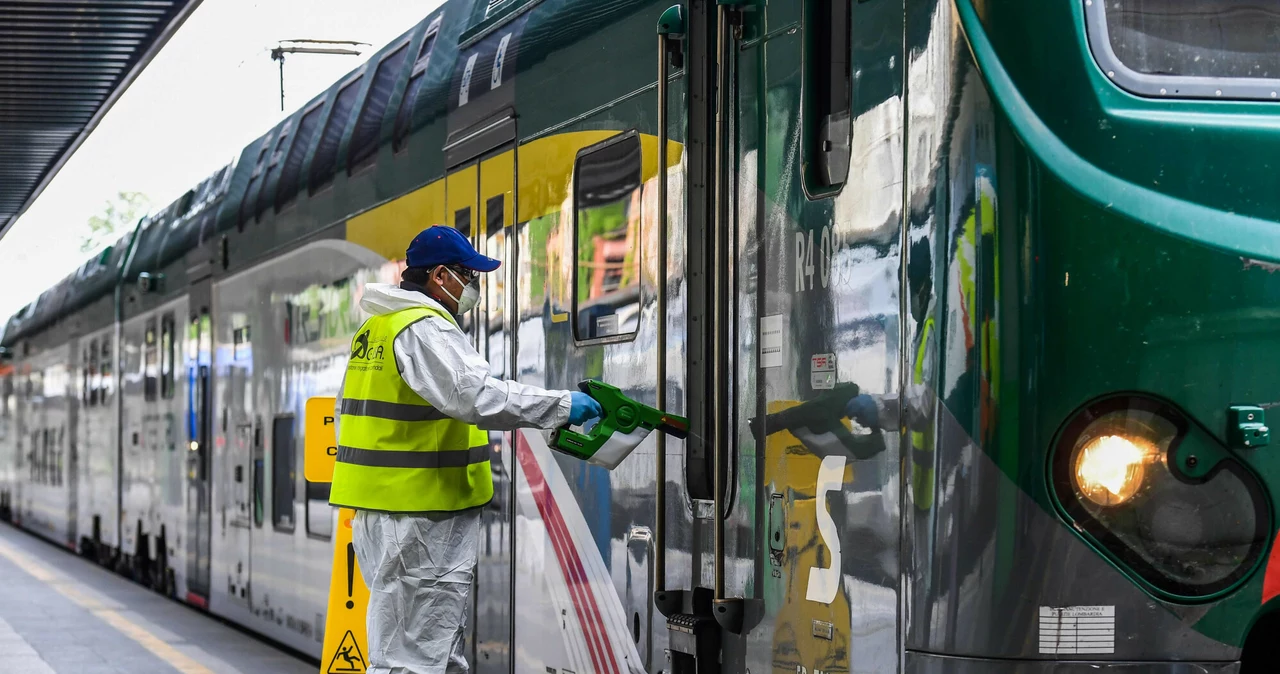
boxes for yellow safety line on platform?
[0,538,218,674]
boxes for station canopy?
[0,0,201,240]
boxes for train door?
[445,143,518,671]
[223,357,252,608]
[678,0,906,671]
[186,280,214,603]
[476,146,515,672]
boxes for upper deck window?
[275,104,323,210]
[349,43,411,171]
[309,76,364,193]
[1088,0,1280,100]
[394,27,440,152]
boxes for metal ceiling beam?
[0,0,203,241]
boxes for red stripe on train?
[516,433,620,674]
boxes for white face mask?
[442,267,481,315]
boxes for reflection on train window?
[349,43,410,171]
[272,414,297,531]
[572,132,643,342]
[806,0,852,190]
[287,279,360,345]
[305,481,333,540]
[310,75,365,193]
[160,314,175,399]
[276,103,324,210]
[1101,0,1280,81]
[393,28,439,152]
[144,319,158,402]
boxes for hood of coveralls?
[359,282,452,318]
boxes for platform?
[0,523,315,674]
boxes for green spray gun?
[551,380,690,469]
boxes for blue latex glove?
[844,394,879,430]
[569,391,604,426]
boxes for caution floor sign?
[320,510,371,673]
[309,397,373,674]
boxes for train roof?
[0,162,234,349]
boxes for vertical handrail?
[653,3,684,621]
[711,0,744,635]
[655,28,670,602]
[711,0,729,605]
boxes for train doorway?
[185,279,213,603]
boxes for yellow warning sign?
[305,396,339,483]
[320,508,371,674]
[326,629,367,673]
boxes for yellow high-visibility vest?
[329,305,492,513]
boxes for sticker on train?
[761,315,784,368]
[810,353,835,390]
[1038,605,1115,655]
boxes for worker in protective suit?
[330,225,604,674]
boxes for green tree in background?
[80,191,151,253]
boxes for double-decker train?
[3,0,1280,671]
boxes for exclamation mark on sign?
[345,542,355,609]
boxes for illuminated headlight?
[1074,433,1159,506]
[1052,396,1271,598]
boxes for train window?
[276,104,324,211]
[305,481,333,540]
[144,319,158,402]
[160,314,175,399]
[233,326,251,361]
[805,0,852,191]
[80,348,90,406]
[255,123,291,217]
[349,43,411,171]
[88,339,100,407]
[454,207,471,238]
[100,337,113,403]
[393,28,439,153]
[1,374,11,419]
[309,76,364,193]
[572,132,643,342]
[272,414,296,531]
[238,135,273,229]
[1097,0,1280,83]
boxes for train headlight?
[1074,433,1158,506]
[1052,395,1271,599]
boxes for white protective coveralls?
[336,283,572,674]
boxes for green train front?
[715,0,1280,671]
[891,0,1280,671]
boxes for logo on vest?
[349,329,388,372]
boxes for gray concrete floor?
[0,522,316,674]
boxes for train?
[3,0,1280,671]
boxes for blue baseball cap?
[405,225,501,272]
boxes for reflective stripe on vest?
[329,304,494,514]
